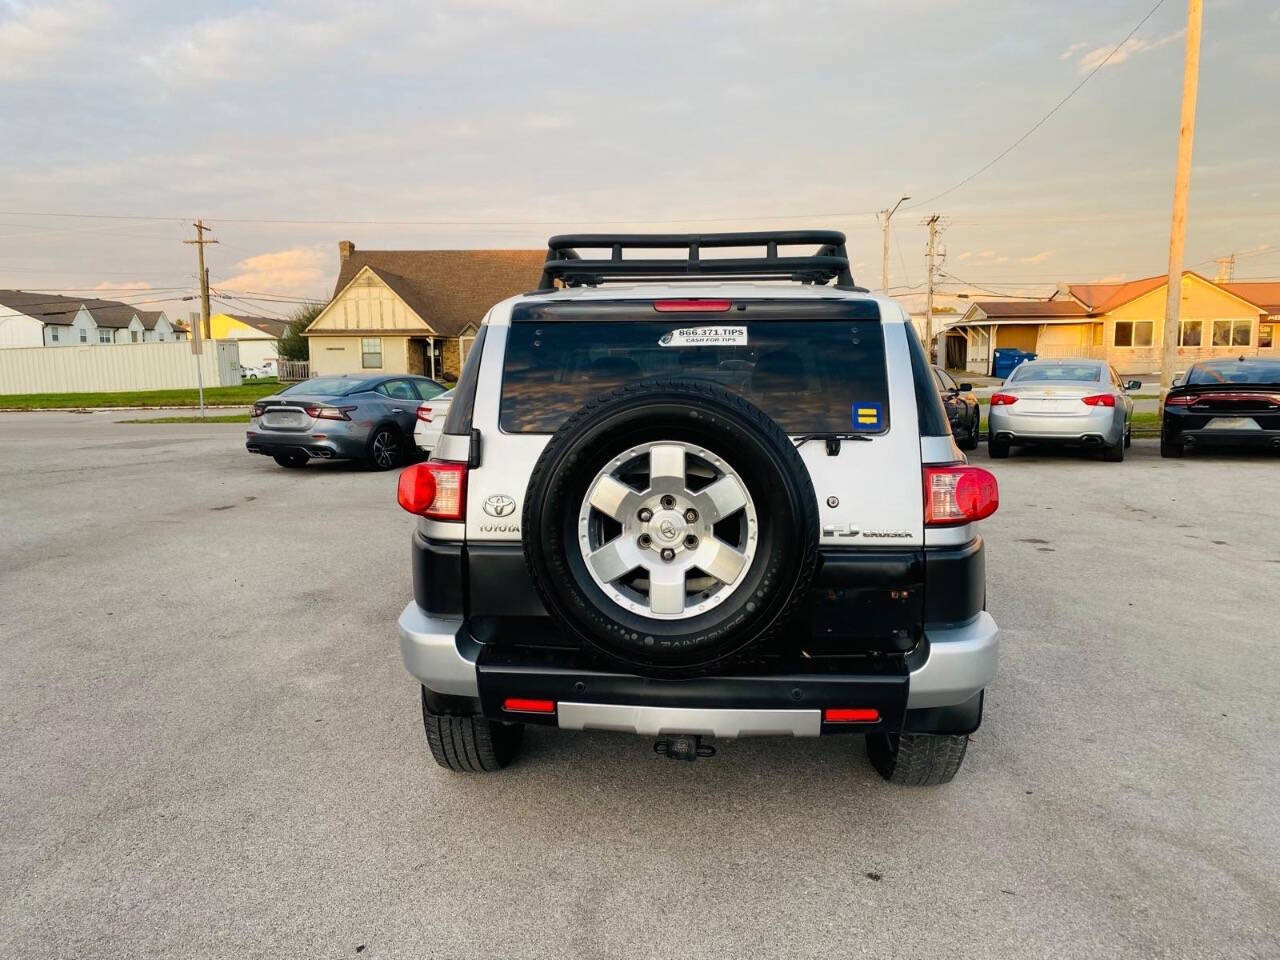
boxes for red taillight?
[823,708,880,724]
[397,461,467,521]
[653,299,733,312]
[503,697,556,714]
[1081,394,1116,407]
[416,403,434,423]
[305,404,353,421]
[989,393,1018,406]
[923,466,999,527]
[1163,394,1194,406]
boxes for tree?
[278,302,322,361]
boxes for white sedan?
[414,389,454,453]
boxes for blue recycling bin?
[992,349,1035,379]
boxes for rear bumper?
[989,406,1121,445]
[1172,427,1280,447]
[396,603,997,737]
[245,427,366,460]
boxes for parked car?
[988,358,1141,461]
[1161,357,1280,458]
[240,364,272,380]
[932,365,980,451]
[245,374,446,469]
[394,230,1000,785]
[413,388,454,454]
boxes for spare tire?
[522,379,819,675]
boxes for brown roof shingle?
[329,247,546,337]
[1220,282,1280,314]
[1065,275,1168,313]
[970,299,1089,319]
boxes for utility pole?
[923,214,942,362]
[1213,253,1235,282]
[184,220,218,342]
[1159,0,1203,397]
[879,195,910,294]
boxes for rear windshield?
[1010,363,1102,383]
[1187,360,1280,385]
[500,318,889,434]
[281,377,367,396]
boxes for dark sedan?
[933,366,981,451]
[1161,358,1280,457]
[245,374,447,469]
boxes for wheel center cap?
[650,509,687,543]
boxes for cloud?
[1059,42,1089,61]
[1100,273,1128,283]
[1020,251,1052,264]
[956,251,973,262]
[0,0,111,79]
[1076,31,1184,73]
[217,247,329,300]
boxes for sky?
[1,0,1277,322]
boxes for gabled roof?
[80,298,142,328]
[329,246,546,337]
[1220,282,1280,314]
[0,290,90,324]
[135,309,168,330]
[225,314,289,338]
[1063,275,1168,313]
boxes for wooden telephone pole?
[184,220,218,342]
[879,195,910,294]
[923,214,942,362]
[1159,0,1203,396]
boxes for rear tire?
[1160,435,1185,458]
[867,732,969,786]
[958,414,980,451]
[988,437,1010,459]
[272,452,308,468]
[421,689,523,772]
[1102,435,1125,462]
[366,426,401,470]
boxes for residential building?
[0,290,178,348]
[209,313,288,366]
[946,272,1280,375]
[304,242,546,380]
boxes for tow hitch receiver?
[654,735,716,761]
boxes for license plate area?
[1205,416,1260,430]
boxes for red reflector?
[397,463,437,515]
[653,299,733,313]
[923,465,1000,527]
[1081,393,1116,407]
[989,393,1018,406]
[503,698,556,714]
[1163,394,1194,406]
[416,403,433,423]
[824,708,880,723]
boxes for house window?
[79,329,88,342]
[1211,320,1250,347]
[99,329,112,344]
[1114,320,1153,347]
[1178,320,1202,347]
[130,331,139,343]
[361,337,383,368]
[50,329,59,343]
[1260,324,1274,349]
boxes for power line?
[906,0,1169,211]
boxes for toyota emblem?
[483,494,516,518]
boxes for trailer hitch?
[653,734,715,761]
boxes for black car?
[1161,357,1280,457]
[933,365,981,451]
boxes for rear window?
[281,377,365,396]
[1187,360,1280,385]
[501,316,889,434]
[1010,363,1102,383]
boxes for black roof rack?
[536,230,864,292]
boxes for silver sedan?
[987,359,1141,462]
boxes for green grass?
[116,413,251,424]
[0,379,279,410]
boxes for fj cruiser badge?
[483,494,516,518]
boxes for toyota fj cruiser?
[395,231,999,785]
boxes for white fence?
[0,340,241,395]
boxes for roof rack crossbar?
[537,230,862,291]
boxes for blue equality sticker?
[851,402,883,431]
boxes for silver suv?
[394,231,999,785]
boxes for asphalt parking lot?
[2,412,1277,960]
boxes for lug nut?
[660,495,676,509]
[638,507,653,522]
[684,534,699,548]
[684,508,698,523]
[638,533,652,547]
[660,547,676,562]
